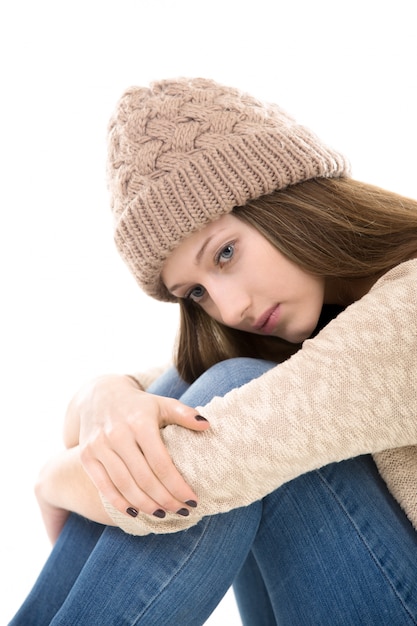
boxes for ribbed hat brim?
[114,129,350,301]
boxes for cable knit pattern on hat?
[108,78,350,301]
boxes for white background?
[1,1,416,623]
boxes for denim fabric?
[10,359,417,625]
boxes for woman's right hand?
[63,374,210,520]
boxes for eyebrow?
[167,234,216,294]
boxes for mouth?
[253,305,281,334]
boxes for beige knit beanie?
[108,78,350,301]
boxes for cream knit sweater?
[102,260,417,535]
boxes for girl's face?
[162,214,326,344]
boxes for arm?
[35,446,115,543]
[102,260,417,534]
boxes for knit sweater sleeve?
[102,260,417,534]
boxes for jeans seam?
[131,517,213,625]
[316,469,417,625]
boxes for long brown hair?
[175,177,417,382]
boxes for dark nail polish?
[126,507,138,518]
[176,508,190,517]
[153,509,166,519]
[185,500,197,508]
[195,415,208,422]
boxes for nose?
[210,283,251,328]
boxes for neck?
[325,253,417,306]
[324,274,382,306]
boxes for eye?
[216,243,235,264]
[185,284,206,303]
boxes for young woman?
[10,78,417,625]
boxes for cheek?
[199,299,221,321]
[308,275,325,298]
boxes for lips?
[253,305,281,334]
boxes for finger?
[108,442,197,515]
[157,396,210,431]
[137,423,199,506]
[83,442,196,517]
[113,425,199,510]
[86,453,173,518]
[82,455,144,516]
[91,420,199,510]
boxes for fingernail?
[176,508,190,516]
[153,509,166,519]
[126,507,138,518]
[195,415,208,422]
[185,500,197,508]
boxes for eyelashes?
[215,242,235,264]
[185,241,237,303]
[186,284,206,301]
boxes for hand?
[65,375,210,520]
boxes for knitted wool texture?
[107,78,350,301]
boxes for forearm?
[63,411,80,448]
[36,446,115,527]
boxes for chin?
[282,325,316,344]
[286,334,310,344]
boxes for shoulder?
[304,259,417,355]
[371,259,417,293]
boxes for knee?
[146,366,190,398]
[183,358,275,405]
[204,357,274,384]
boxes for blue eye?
[186,284,206,302]
[217,243,234,263]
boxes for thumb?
[159,396,211,432]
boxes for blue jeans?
[10,358,417,625]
